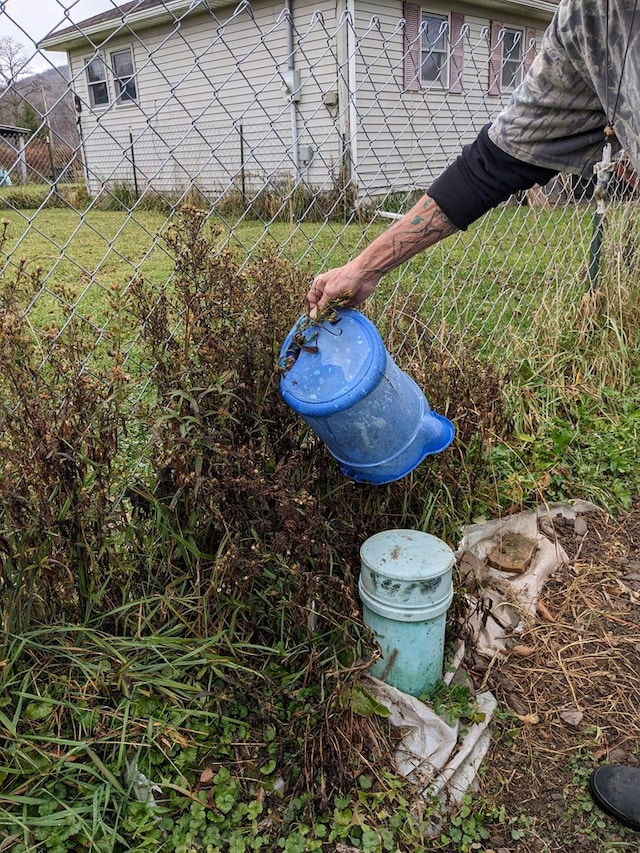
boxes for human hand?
[306,260,382,317]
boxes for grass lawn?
[0,209,172,325]
[0,203,596,347]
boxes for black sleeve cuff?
[427,124,559,230]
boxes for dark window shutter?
[524,27,537,73]
[449,12,464,93]
[403,2,421,92]
[488,20,502,95]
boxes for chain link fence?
[1,0,638,372]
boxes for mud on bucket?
[279,308,454,484]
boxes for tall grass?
[1,207,503,851]
[484,204,640,510]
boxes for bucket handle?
[278,312,344,371]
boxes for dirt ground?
[475,501,640,852]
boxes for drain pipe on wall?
[335,0,357,195]
[284,0,301,183]
[345,0,357,190]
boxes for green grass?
[0,203,594,337]
[0,209,172,326]
[3,203,640,507]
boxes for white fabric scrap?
[426,691,497,804]
[457,500,598,659]
[362,673,497,805]
[362,675,458,781]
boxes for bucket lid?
[279,309,387,417]
[360,529,455,581]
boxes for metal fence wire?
[0,0,638,372]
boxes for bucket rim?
[279,309,388,415]
[360,528,456,578]
[359,577,454,621]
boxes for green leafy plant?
[422,680,486,728]
[439,796,494,852]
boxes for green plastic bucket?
[359,529,454,697]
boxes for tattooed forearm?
[389,198,457,267]
[307,195,458,313]
[358,195,458,276]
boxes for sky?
[0,0,113,70]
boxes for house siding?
[285,3,347,193]
[71,0,345,197]
[351,0,549,197]
[64,0,552,199]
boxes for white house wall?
[351,1,549,197]
[70,0,345,198]
[66,0,552,199]
[285,4,351,194]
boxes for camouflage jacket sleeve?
[488,0,639,174]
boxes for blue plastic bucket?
[359,529,455,696]
[279,309,454,484]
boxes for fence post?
[16,131,27,185]
[129,129,139,200]
[239,123,246,201]
[40,85,57,190]
[46,132,57,188]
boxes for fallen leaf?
[573,517,588,537]
[516,712,539,725]
[618,579,640,604]
[536,601,555,623]
[509,644,536,657]
[199,767,215,784]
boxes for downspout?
[336,0,357,195]
[284,0,301,182]
[346,0,357,194]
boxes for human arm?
[307,0,623,317]
[307,125,558,316]
[306,195,457,317]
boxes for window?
[421,13,448,86]
[84,49,138,109]
[111,49,137,103]
[489,23,531,95]
[500,28,523,91]
[86,56,109,108]
[404,4,464,93]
